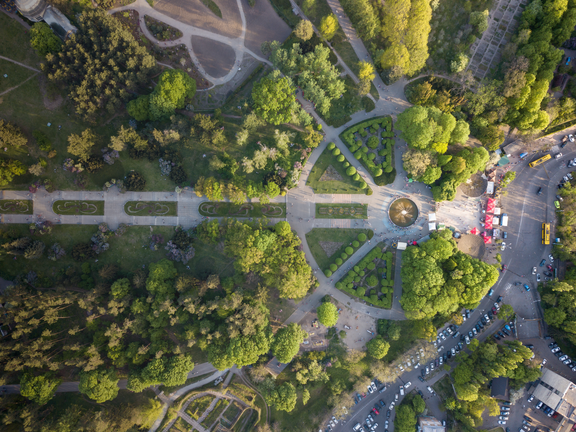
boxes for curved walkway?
[109,0,271,87]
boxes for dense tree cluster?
[44,9,156,119]
[29,22,62,57]
[555,183,576,258]
[540,277,576,347]
[396,105,488,201]
[269,42,345,116]
[446,340,541,430]
[252,71,300,125]
[400,230,499,319]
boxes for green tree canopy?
[20,373,62,405]
[30,22,62,57]
[317,302,339,327]
[79,369,119,403]
[252,71,298,125]
[366,335,390,359]
[149,69,196,120]
[271,323,308,363]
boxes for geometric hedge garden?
[336,244,394,308]
[339,115,396,186]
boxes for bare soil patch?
[318,165,343,182]
[241,0,292,55]
[319,241,343,257]
[154,0,242,39]
[191,35,236,78]
[38,75,63,111]
[459,172,487,197]
[456,234,485,259]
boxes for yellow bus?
[529,154,552,168]
[542,223,550,245]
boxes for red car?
[547,264,553,271]
[501,264,507,272]
[372,407,380,415]
[492,307,499,315]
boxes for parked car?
[532,267,537,274]
[536,401,543,409]
[528,395,535,402]
[549,254,555,262]
[537,187,543,195]
[537,273,541,282]
[524,284,531,292]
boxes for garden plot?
[339,116,396,186]
[336,243,395,308]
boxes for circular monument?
[389,198,418,227]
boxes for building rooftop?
[418,416,445,432]
[532,368,576,422]
[491,377,510,401]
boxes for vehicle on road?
[499,421,507,425]
[556,153,563,159]
[530,154,552,168]
[532,267,537,274]
[540,259,547,266]
[543,224,550,245]
[570,134,575,142]
[537,274,541,282]
[501,264,507,272]
[488,288,494,296]
[427,386,434,394]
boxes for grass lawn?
[124,201,178,216]
[221,65,267,116]
[0,59,37,94]
[170,416,190,432]
[221,401,243,427]
[0,200,33,214]
[233,409,258,432]
[269,0,300,27]
[200,0,222,18]
[201,398,228,428]
[0,14,41,68]
[306,146,370,194]
[315,203,367,219]
[305,228,372,270]
[186,395,215,420]
[52,200,105,215]
[198,202,286,218]
[432,374,455,401]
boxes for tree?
[110,125,147,151]
[149,69,197,120]
[412,394,426,414]
[317,302,338,327]
[0,120,28,148]
[30,22,62,57]
[111,278,131,299]
[266,382,297,412]
[366,335,390,359]
[127,95,151,122]
[79,369,119,403]
[126,171,146,191]
[28,163,44,176]
[272,323,308,363]
[320,14,338,40]
[20,373,61,405]
[469,10,489,34]
[44,9,156,119]
[451,52,469,73]
[341,0,380,39]
[501,171,516,188]
[295,20,314,41]
[404,0,432,75]
[358,61,376,82]
[252,71,298,125]
[395,404,417,432]
[302,388,310,405]
[67,129,96,162]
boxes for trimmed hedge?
[323,230,373,276]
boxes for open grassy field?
[0,14,41,68]
[306,228,372,270]
[0,59,37,94]
[306,147,370,194]
[315,203,367,219]
[0,200,33,214]
[52,200,105,215]
[124,201,178,216]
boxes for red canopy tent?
[487,198,496,213]
[483,236,492,244]
[485,214,493,230]
[470,227,479,235]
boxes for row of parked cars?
[549,341,576,372]
[496,401,512,424]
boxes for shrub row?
[339,116,396,185]
[325,142,368,191]
[323,233,369,277]
[335,246,394,308]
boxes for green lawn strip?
[370,82,379,100]
[432,374,454,401]
[335,242,394,308]
[0,14,41,67]
[0,199,33,214]
[220,401,242,427]
[124,201,177,216]
[380,320,423,362]
[0,59,36,94]
[315,203,367,219]
[171,416,189,432]
[186,395,215,420]
[52,200,105,215]
[268,0,299,27]
[200,0,222,17]
[198,202,286,218]
[305,228,372,273]
[339,116,397,186]
[158,372,213,394]
[201,398,228,428]
[306,146,371,194]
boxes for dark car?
[458,342,464,350]
[387,410,391,418]
[418,376,425,382]
[380,400,386,407]
[443,353,447,362]
[497,295,503,302]
[544,271,553,277]
[494,334,501,340]
[537,187,543,195]
[540,259,547,266]
[498,331,505,338]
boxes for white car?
[556,153,563,159]
[498,421,507,425]
[462,312,467,321]
[368,385,374,394]
[371,382,377,392]
[528,395,535,402]
[427,386,434,394]
[465,335,470,345]
[542,358,547,365]
[501,242,506,251]
[549,254,554,262]
[570,134,575,142]
[405,381,412,389]
[532,267,537,275]
[399,365,404,371]
[501,406,510,411]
